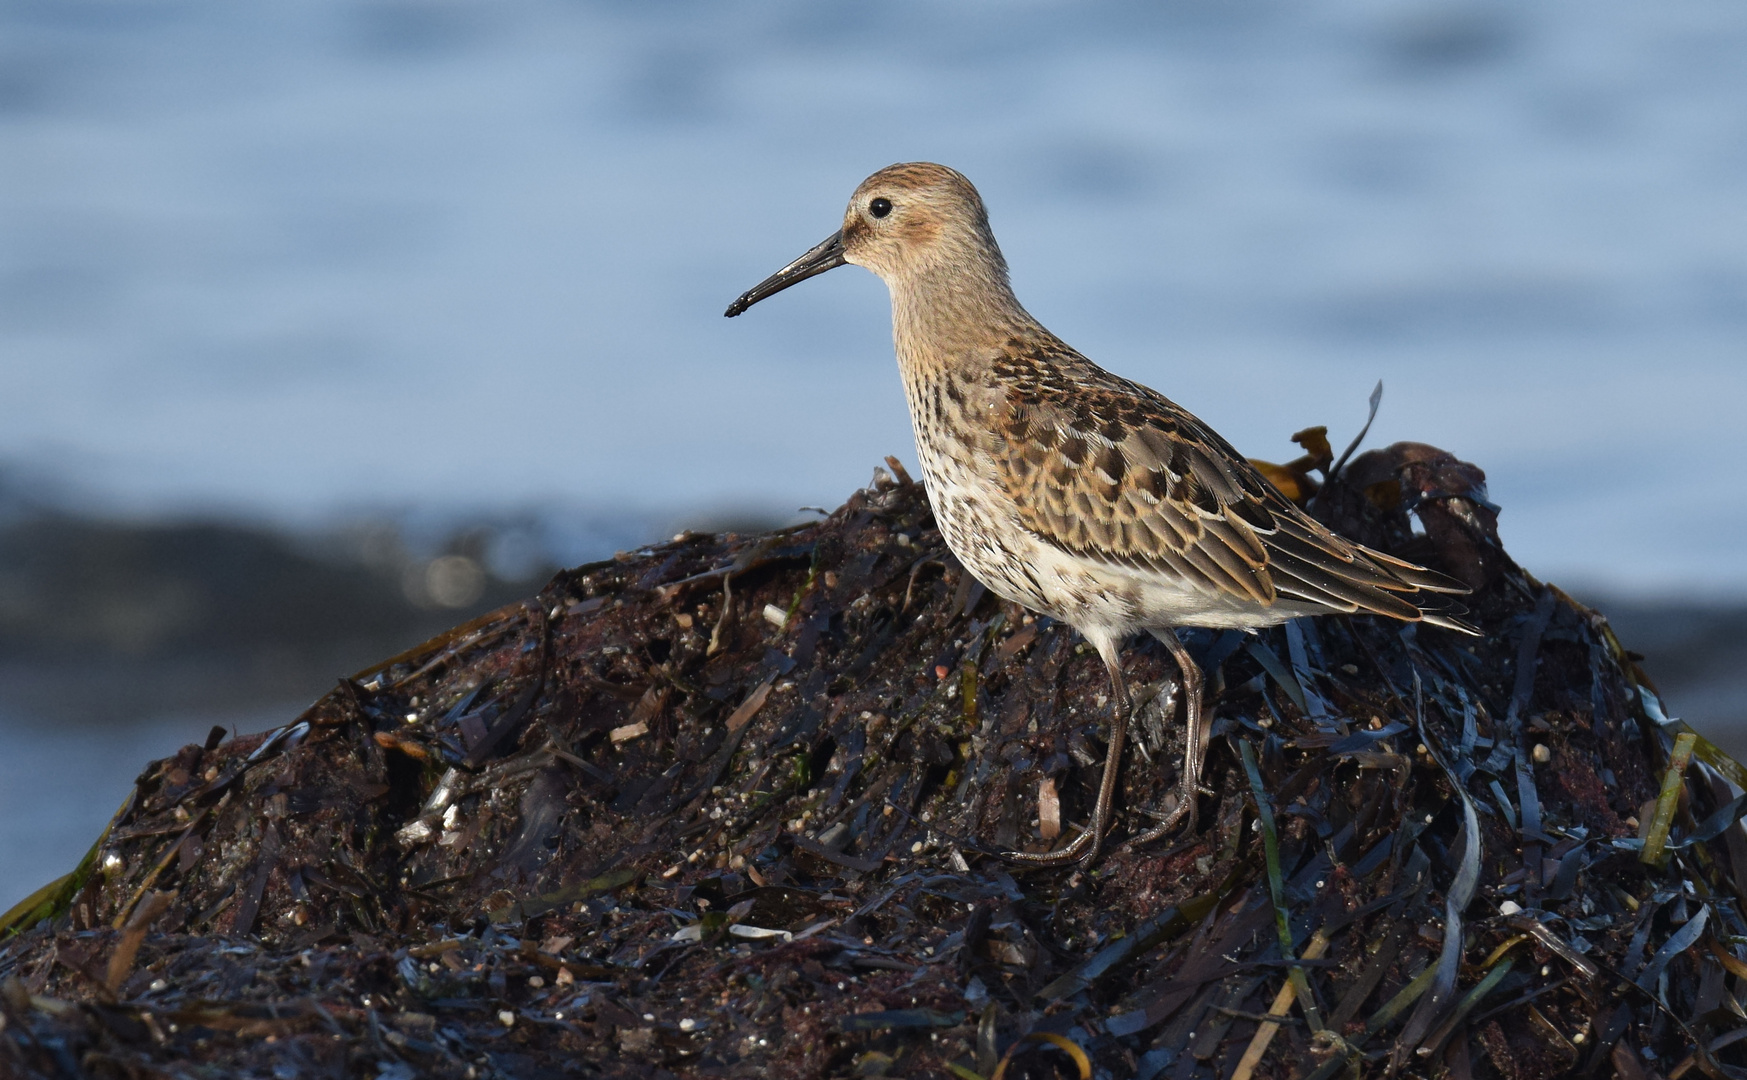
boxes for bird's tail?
[1355,548,1480,635]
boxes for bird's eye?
[869,197,893,219]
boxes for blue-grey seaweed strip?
[1395,670,1483,1058]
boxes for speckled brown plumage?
[727,161,1475,866]
[982,336,1470,625]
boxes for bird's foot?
[1123,786,1201,849]
[999,824,1101,868]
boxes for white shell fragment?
[610,721,650,745]
[728,924,793,942]
[395,820,435,847]
[1038,776,1062,840]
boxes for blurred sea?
[4,0,1747,907]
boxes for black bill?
[724,231,847,317]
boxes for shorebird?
[726,162,1475,866]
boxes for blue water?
[2,0,1744,595]
[5,0,1747,904]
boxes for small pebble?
[1532,744,1551,764]
[528,975,545,988]
[498,1010,516,1028]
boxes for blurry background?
[3,0,1745,907]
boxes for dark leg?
[1128,628,1206,846]
[1003,646,1130,867]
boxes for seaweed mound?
[3,445,1745,1080]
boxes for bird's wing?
[986,347,1472,627]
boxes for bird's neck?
[888,263,1037,385]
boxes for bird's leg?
[1003,649,1130,867]
[1128,628,1207,846]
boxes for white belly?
[915,442,1310,640]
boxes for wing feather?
[984,342,1473,629]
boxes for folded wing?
[987,347,1474,632]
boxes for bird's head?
[725,162,1005,317]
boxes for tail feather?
[1261,513,1481,634]
[1360,547,1471,595]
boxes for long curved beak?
[724,231,847,317]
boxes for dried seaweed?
[0,439,1744,1079]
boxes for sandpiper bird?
[726,162,1475,866]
